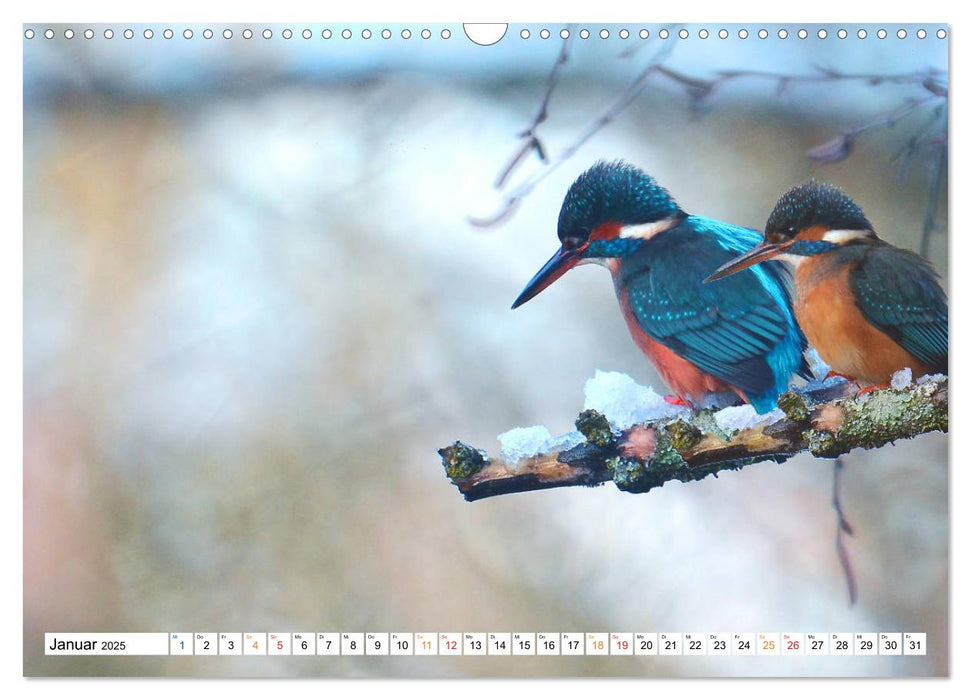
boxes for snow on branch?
[438,374,947,502]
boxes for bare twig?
[808,95,943,164]
[474,43,947,228]
[920,136,948,257]
[493,31,572,189]
[890,104,946,182]
[832,456,858,606]
[439,378,947,502]
[717,66,946,89]
[471,39,678,227]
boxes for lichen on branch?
[438,377,947,502]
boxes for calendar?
[44,631,927,656]
[23,15,949,680]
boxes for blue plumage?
[513,161,811,413]
[765,180,872,239]
[616,216,810,413]
[708,179,949,387]
[557,160,681,244]
[847,241,948,372]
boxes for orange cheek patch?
[797,224,831,242]
[589,222,621,241]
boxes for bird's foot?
[856,383,890,396]
[825,370,857,383]
[663,395,694,408]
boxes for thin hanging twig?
[493,29,573,190]
[920,136,948,257]
[832,456,858,606]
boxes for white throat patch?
[774,252,807,267]
[618,218,679,241]
[822,229,872,244]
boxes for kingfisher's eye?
[562,236,585,249]
[767,226,796,244]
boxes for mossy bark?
[441,378,947,502]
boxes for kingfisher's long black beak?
[704,241,792,283]
[512,246,583,309]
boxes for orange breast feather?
[615,285,740,403]
[795,258,932,385]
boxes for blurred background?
[23,23,948,677]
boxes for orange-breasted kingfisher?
[512,160,811,413]
[705,181,948,389]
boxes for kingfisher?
[512,160,811,413]
[705,181,948,389]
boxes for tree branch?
[439,377,947,502]
[492,30,572,190]
[807,95,943,164]
[471,41,947,228]
[920,135,948,257]
[469,38,678,228]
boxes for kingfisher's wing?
[849,242,948,372]
[622,217,808,397]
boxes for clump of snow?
[498,426,585,465]
[800,348,848,391]
[583,370,688,429]
[806,348,831,378]
[500,367,831,463]
[545,429,586,453]
[713,405,785,434]
[891,367,913,390]
[498,426,553,465]
[917,373,946,385]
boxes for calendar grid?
[44,632,926,657]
